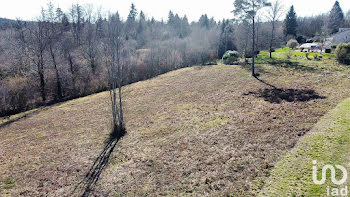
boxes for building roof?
[338,28,350,33]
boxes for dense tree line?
[0,3,232,116]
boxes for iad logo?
[312,160,348,196]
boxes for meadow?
[1,50,350,196]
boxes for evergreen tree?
[137,11,147,47]
[209,17,216,27]
[126,3,138,39]
[137,11,146,34]
[96,15,104,38]
[127,3,138,21]
[168,11,175,25]
[199,14,209,29]
[284,6,298,37]
[139,11,146,22]
[328,1,344,34]
[61,14,70,31]
[218,19,236,58]
[56,7,64,22]
[180,15,190,38]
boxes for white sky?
[0,0,350,22]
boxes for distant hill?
[0,17,17,28]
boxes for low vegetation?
[222,50,240,65]
[287,39,299,49]
[336,43,350,65]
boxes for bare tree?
[45,3,63,99]
[70,4,84,45]
[16,11,49,102]
[2,4,231,116]
[267,0,283,58]
[233,0,271,76]
[61,36,77,92]
[104,13,125,135]
[83,4,99,74]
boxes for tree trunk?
[38,53,46,102]
[252,16,256,76]
[117,44,124,131]
[270,21,275,59]
[67,52,76,91]
[50,45,63,99]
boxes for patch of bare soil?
[1,64,350,196]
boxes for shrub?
[222,50,240,65]
[297,35,306,44]
[287,39,299,49]
[335,43,350,65]
[5,76,32,115]
[243,50,259,58]
[325,49,331,53]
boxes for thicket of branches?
[0,3,227,116]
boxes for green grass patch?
[203,117,231,128]
[2,177,15,190]
[259,98,350,197]
[256,48,336,66]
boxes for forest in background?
[0,2,349,116]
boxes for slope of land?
[1,61,350,196]
[259,98,350,196]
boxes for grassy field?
[259,98,350,196]
[1,55,350,196]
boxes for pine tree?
[199,14,209,29]
[96,15,104,38]
[168,11,175,25]
[180,15,190,38]
[126,3,138,39]
[127,3,138,21]
[328,1,344,34]
[137,11,147,47]
[283,6,298,37]
[137,11,146,35]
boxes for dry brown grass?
[1,63,350,196]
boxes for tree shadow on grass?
[244,76,326,104]
[239,63,271,75]
[72,127,126,197]
[0,107,50,129]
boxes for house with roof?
[326,28,350,48]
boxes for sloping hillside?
[1,63,350,196]
[259,98,350,196]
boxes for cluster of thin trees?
[0,1,349,116]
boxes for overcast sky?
[0,0,350,22]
